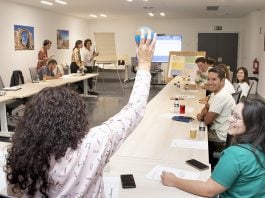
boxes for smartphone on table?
[186,159,209,171]
[120,174,136,188]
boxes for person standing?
[83,39,99,95]
[36,40,54,71]
[70,40,84,93]
[70,40,83,73]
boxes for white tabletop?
[106,77,210,197]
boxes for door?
[198,33,238,79]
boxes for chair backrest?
[0,75,5,89]
[247,81,255,97]
[29,67,37,82]
[232,90,242,104]
[131,57,137,73]
[10,70,24,87]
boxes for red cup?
[179,104,185,114]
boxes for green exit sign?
[214,26,222,30]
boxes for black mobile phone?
[186,159,209,171]
[120,174,136,188]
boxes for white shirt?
[18,70,151,198]
[83,46,96,66]
[224,79,235,94]
[234,82,250,98]
[208,88,235,141]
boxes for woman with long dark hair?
[161,98,265,197]
[6,32,156,197]
[235,66,250,98]
[70,40,83,73]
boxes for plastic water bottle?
[36,74,40,82]
[174,98,179,113]
[198,121,206,140]
[176,81,181,88]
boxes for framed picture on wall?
[14,25,34,50]
[57,29,69,49]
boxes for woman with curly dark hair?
[5,32,157,197]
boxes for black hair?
[236,67,249,84]
[216,64,230,81]
[208,67,226,80]
[206,57,215,66]
[235,99,265,152]
[195,57,206,63]
[73,40,83,51]
[43,40,52,46]
[47,59,57,65]
[84,39,92,48]
[5,87,89,197]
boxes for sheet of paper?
[175,94,195,99]
[103,176,119,198]
[0,150,7,192]
[171,139,208,150]
[180,90,199,93]
[146,165,200,181]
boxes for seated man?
[194,57,209,85]
[197,67,235,142]
[38,59,62,80]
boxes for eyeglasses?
[230,110,243,122]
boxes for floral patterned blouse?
[36,47,48,71]
[28,69,151,197]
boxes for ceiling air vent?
[206,6,219,11]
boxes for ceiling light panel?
[89,14,98,18]
[100,14,107,17]
[40,1,53,5]
[148,12,154,16]
[55,0,67,5]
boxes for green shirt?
[211,144,265,198]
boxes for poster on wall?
[57,29,69,49]
[14,25,34,50]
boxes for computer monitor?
[152,35,182,63]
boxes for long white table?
[105,77,210,197]
[0,73,98,133]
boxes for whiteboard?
[94,32,117,63]
[167,51,206,81]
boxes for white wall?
[2,0,261,97]
[0,0,89,85]
[241,10,265,98]
[87,18,243,64]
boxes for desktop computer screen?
[152,35,182,63]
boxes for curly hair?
[5,87,89,197]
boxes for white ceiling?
[7,0,265,20]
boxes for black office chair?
[208,131,234,169]
[247,81,255,97]
[232,90,242,104]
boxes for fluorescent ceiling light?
[55,0,67,5]
[127,0,133,2]
[148,12,154,16]
[40,1,53,5]
[160,12,165,16]
[100,14,107,18]
[143,0,149,1]
[90,14,98,18]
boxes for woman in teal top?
[161,99,265,197]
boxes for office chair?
[29,67,37,82]
[232,90,242,104]
[247,81,255,97]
